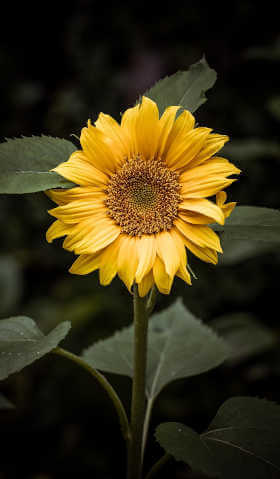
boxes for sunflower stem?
[127,284,149,479]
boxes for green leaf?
[215,206,280,242]
[211,313,277,362]
[219,238,276,265]
[0,136,77,193]
[0,317,71,380]
[0,393,15,409]
[223,139,280,161]
[156,422,218,477]
[83,299,229,399]
[157,397,280,479]
[141,57,217,115]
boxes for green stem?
[145,454,172,479]
[53,347,130,443]
[127,284,149,479]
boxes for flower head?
[46,97,240,296]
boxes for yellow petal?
[163,110,195,157]
[63,216,120,254]
[46,186,104,206]
[99,236,122,285]
[180,156,240,199]
[179,198,225,225]
[135,235,156,283]
[95,113,130,163]
[117,235,138,291]
[221,201,236,218]
[187,134,229,169]
[176,264,192,284]
[135,96,160,159]
[181,177,236,199]
[69,252,102,275]
[46,220,73,243]
[137,270,154,297]
[156,231,181,277]
[216,191,236,219]
[157,106,181,158]
[216,190,227,206]
[169,229,191,285]
[165,127,212,170]
[175,227,218,264]
[176,211,217,225]
[48,197,106,224]
[175,217,222,252]
[169,228,187,265]
[80,121,120,174]
[53,150,109,187]
[180,157,241,184]
[153,256,173,295]
[120,104,139,157]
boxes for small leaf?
[0,317,71,380]
[142,57,217,115]
[0,393,15,409]
[0,136,76,193]
[83,299,229,399]
[157,397,280,479]
[215,206,280,242]
[211,313,277,362]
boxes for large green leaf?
[157,397,280,479]
[83,299,229,399]
[142,57,217,115]
[215,206,280,242]
[0,136,76,193]
[0,317,71,380]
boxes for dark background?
[1,1,280,478]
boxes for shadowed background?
[0,1,280,478]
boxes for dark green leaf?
[83,324,134,379]
[0,317,71,380]
[211,313,276,362]
[142,57,217,115]
[203,397,280,479]
[219,238,276,265]
[156,422,218,477]
[215,206,280,242]
[0,136,77,193]
[157,397,280,479]
[223,139,280,161]
[83,299,229,399]
[0,393,15,409]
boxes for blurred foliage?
[1,1,280,478]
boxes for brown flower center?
[105,157,181,236]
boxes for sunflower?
[46,97,240,296]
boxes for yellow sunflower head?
[46,96,240,296]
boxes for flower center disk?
[105,157,181,236]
